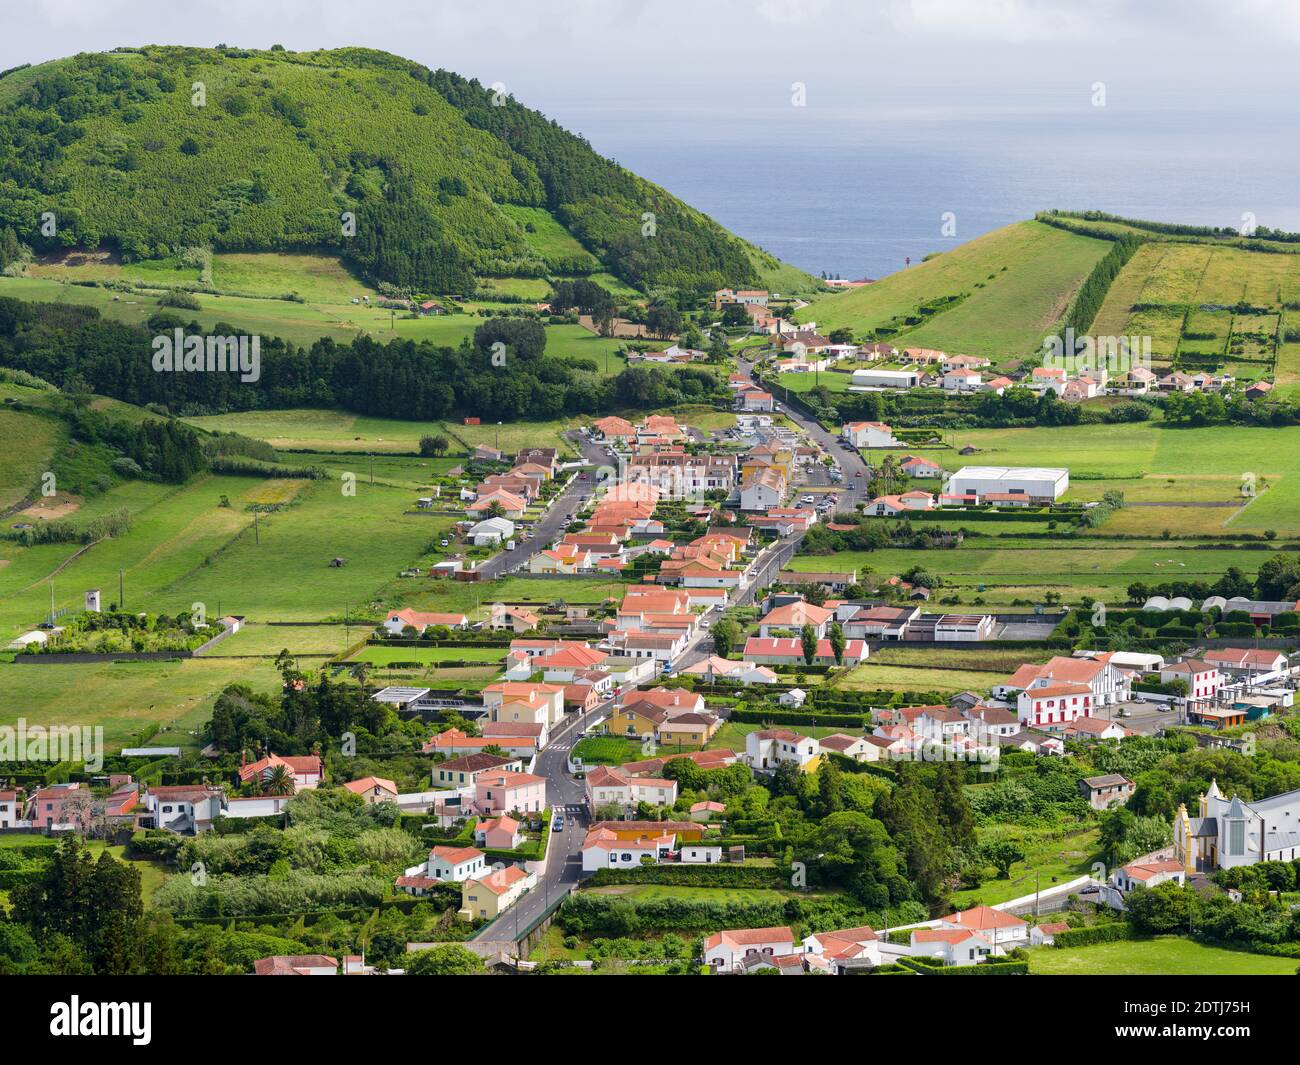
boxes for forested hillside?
[0,46,792,293]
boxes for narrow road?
[470,695,611,943]
[476,432,607,579]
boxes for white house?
[744,728,820,771]
[910,927,997,965]
[1112,859,1186,893]
[841,421,901,449]
[939,904,1029,946]
[703,926,796,972]
[383,608,471,635]
[584,766,678,814]
[402,845,488,886]
[802,926,881,972]
[1159,659,1223,704]
[141,785,226,834]
[580,826,677,871]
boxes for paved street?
[470,695,610,943]
[475,432,607,579]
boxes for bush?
[1051,922,1135,948]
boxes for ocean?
[561,105,1300,282]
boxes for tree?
[262,764,295,796]
[827,622,846,665]
[11,836,143,974]
[800,624,818,666]
[405,944,483,975]
[711,617,740,658]
[982,840,1025,879]
[419,433,450,457]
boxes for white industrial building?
[469,516,515,546]
[851,368,921,389]
[944,465,1069,502]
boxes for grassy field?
[799,221,1111,359]
[836,662,1008,693]
[0,656,284,749]
[351,645,506,666]
[183,407,582,458]
[0,471,464,639]
[204,622,356,657]
[0,406,66,510]
[1029,936,1296,975]
[951,823,1100,908]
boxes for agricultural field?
[947,421,1300,534]
[0,406,66,510]
[1091,239,1300,373]
[0,656,285,750]
[0,472,460,638]
[836,662,1008,694]
[799,543,1279,608]
[799,220,1112,360]
[383,575,627,619]
[349,645,506,666]
[1029,937,1296,976]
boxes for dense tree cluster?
[0,298,727,421]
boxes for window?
[1229,819,1245,857]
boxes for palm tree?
[878,454,900,496]
[263,765,294,796]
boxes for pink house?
[475,771,547,816]
[474,814,524,849]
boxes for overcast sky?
[8,0,1300,126]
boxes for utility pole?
[254,511,260,545]
[119,569,124,611]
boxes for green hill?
[0,46,811,295]
[798,220,1113,359]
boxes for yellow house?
[658,713,720,747]
[605,705,665,738]
[460,865,534,921]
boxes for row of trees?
[0,298,729,422]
